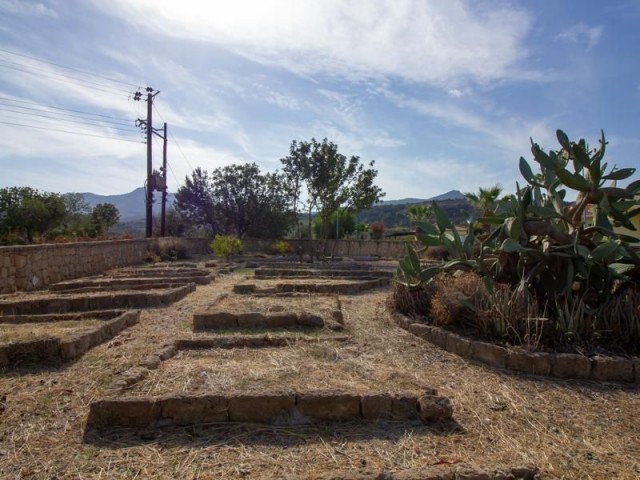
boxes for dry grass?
[0,319,104,342]
[0,267,639,479]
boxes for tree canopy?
[0,187,65,243]
[280,138,385,240]
[174,163,294,239]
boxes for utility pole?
[161,122,168,237]
[135,87,160,238]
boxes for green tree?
[0,187,65,243]
[61,192,91,233]
[405,204,433,225]
[281,138,385,246]
[464,184,503,216]
[312,209,356,239]
[175,163,294,239]
[91,203,120,236]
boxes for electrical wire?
[0,61,132,96]
[0,47,142,89]
[152,104,195,172]
[0,119,144,144]
[0,107,139,133]
[0,96,134,122]
[0,102,136,128]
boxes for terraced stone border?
[233,277,389,295]
[86,389,452,428]
[193,295,344,331]
[287,464,539,480]
[0,309,125,324]
[394,312,640,384]
[110,335,353,392]
[0,283,196,315]
[254,267,393,279]
[0,310,140,367]
[49,274,213,292]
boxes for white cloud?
[0,0,57,17]
[555,23,603,51]
[94,0,532,87]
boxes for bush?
[272,239,292,254]
[143,250,161,263]
[370,222,385,240]
[211,234,243,260]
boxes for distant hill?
[81,187,175,222]
[380,190,466,206]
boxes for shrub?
[370,222,385,240]
[211,234,243,260]
[143,250,161,263]
[272,239,292,255]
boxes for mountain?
[81,187,175,222]
[379,190,466,206]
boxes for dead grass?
[0,319,104,342]
[0,268,639,479]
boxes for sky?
[0,0,639,201]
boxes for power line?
[0,119,144,144]
[153,104,195,172]
[0,61,131,96]
[0,96,133,122]
[0,107,139,133]
[0,100,134,126]
[0,47,142,89]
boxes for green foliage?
[396,129,640,350]
[0,187,66,243]
[175,164,294,239]
[211,234,243,260]
[272,239,292,254]
[312,209,356,239]
[281,138,385,242]
[405,203,433,225]
[464,184,503,217]
[91,203,120,236]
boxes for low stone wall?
[0,237,210,294]
[242,238,413,259]
[394,313,640,384]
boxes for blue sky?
[0,0,638,200]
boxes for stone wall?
[0,237,210,294]
[242,238,413,259]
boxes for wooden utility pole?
[145,90,153,238]
[161,122,168,237]
[135,87,160,238]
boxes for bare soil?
[0,266,639,479]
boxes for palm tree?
[464,184,503,217]
[405,204,433,225]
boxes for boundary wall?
[0,238,210,293]
[242,238,413,259]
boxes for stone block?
[193,311,237,330]
[407,323,432,341]
[633,358,640,384]
[551,353,592,379]
[391,392,419,419]
[429,327,450,349]
[265,312,298,327]
[590,356,634,383]
[297,312,324,328]
[87,398,161,428]
[228,393,295,423]
[470,341,507,369]
[160,395,228,425]
[237,312,267,328]
[361,393,392,419]
[0,346,9,366]
[296,392,361,421]
[417,395,453,423]
[446,333,471,357]
[506,350,552,376]
[233,284,256,294]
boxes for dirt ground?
[0,265,639,479]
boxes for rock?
[297,312,324,328]
[193,311,237,330]
[236,312,266,328]
[296,392,360,421]
[470,341,507,369]
[417,395,453,423]
[551,353,592,379]
[391,392,419,419]
[159,395,228,425]
[228,393,295,423]
[590,356,634,382]
[361,393,393,419]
